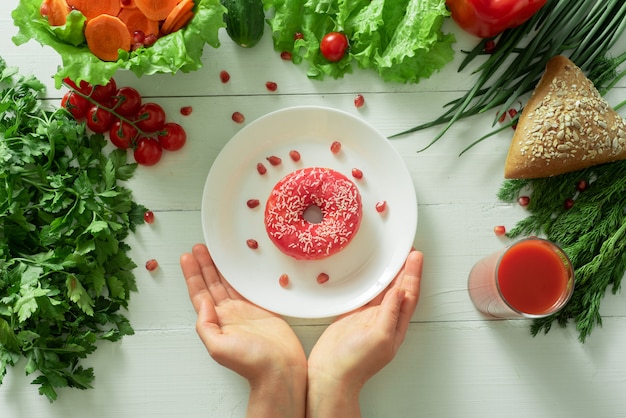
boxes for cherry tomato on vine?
[134,137,163,166]
[111,86,142,117]
[63,77,91,95]
[157,122,187,151]
[320,32,349,62]
[86,106,115,133]
[109,120,138,149]
[135,102,166,134]
[61,91,90,119]
[90,79,117,105]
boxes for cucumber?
[221,0,265,48]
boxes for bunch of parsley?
[498,162,626,342]
[0,57,146,401]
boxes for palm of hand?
[209,298,304,378]
[311,305,397,385]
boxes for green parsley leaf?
[0,57,146,400]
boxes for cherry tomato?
[63,77,92,95]
[157,122,187,151]
[109,120,138,149]
[134,137,163,166]
[320,32,349,62]
[86,106,115,133]
[90,79,117,105]
[111,86,142,117]
[61,91,90,119]
[135,102,166,134]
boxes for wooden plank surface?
[2,1,626,417]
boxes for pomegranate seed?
[143,210,155,223]
[508,109,518,119]
[265,81,277,91]
[375,201,387,213]
[493,225,506,236]
[563,198,575,210]
[330,141,341,154]
[484,40,496,54]
[354,94,365,108]
[180,106,193,116]
[220,70,230,83]
[289,150,301,161]
[267,155,282,166]
[145,259,159,271]
[280,51,292,60]
[279,274,290,288]
[351,168,363,179]
[316,273,329,284]
[246,199,260,209]
[294,32,304,40]
[144,33,157,47]
[232,111,245,123]
[517,196,530,206]
[246,239,259,249]
[133,30,145,44]
[576,179,588,192]
[257,162,267,175]
[498,111,507,123]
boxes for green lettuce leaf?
[11,0,226,88]
[265,0,455,83]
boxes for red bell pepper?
[446,0,548,38]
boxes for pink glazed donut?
[264,167,362,260]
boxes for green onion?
[391,0,626,153]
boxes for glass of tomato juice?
[467,237,575,318]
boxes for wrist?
[247,364,307,418]
[306,372,363,418]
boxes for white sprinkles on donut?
[264,167,362,261]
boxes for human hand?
[180,243,307,418]
[306,250,423,417]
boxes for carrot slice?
[168,10,194,33]
[160,0,194,35]
[84,14,131,61]
[120,0,138,9]
[118,8,159,37]
[40,0,70,26]
[66,0,121,19]
[134,0,180,22]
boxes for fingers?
[180,250,213,314]
[191,243,232,305]
[395,250,423,340]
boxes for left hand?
[180,243,307,386]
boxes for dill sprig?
[391,0,626,153]
[497,162,626,342]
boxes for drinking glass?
[468,237,575,318]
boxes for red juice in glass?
[468,237,574,318]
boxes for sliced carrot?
[118,8,159,37]
[40,0,70,26]
[169,10,194,33]
[134,0,180,22]
[120,0,139,9]
[66,0,121,20]
[160,0,194,35]
[84,14,131,61]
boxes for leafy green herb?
[11,0,226,87]
[0,57,146,401]
[391,0,626,152]
[497,162,626,342]
[264,0,456,83]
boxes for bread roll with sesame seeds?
[504,55,626,179]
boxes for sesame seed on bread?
[504,55,626,179]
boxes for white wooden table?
[2,1,626,417]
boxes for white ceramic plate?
[201,106,417,318]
